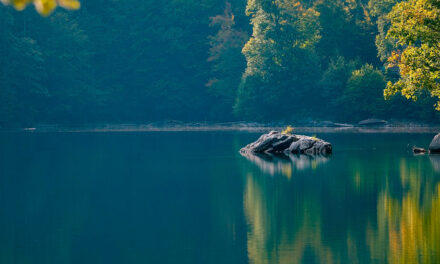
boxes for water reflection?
[244,171,334,263]
[368,159,440,264]
[1,132,440,263]
[240,152,330,178]
[241,150,440,263]
[429,155,440,172]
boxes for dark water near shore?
[0,131,439,264]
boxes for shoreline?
[1,122,440,133]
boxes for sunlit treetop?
[384,0,440,110]
[0,0,80,16]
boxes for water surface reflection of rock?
[429,155,440,172]
[240,152,330,178]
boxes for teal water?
[0,131,439,264]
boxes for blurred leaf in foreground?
[1,0,80,16]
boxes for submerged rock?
[429,133,440,153]
[240,131,332,155]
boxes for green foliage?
[368,0,399,17]
[319,56,360,115]
[0,8,48,125]
[385,0,440,110]
[368,0,400,62]
[0,0,439,126]
[235,0,321,120]
[207,2,248,119]
[342,64,387,119]
[316,0,378,65]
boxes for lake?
[0,130,439,263]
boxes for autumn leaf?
[1,0,80,15]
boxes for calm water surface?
[0,131,439,264]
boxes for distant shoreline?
[1,122,440,133]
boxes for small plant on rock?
[282,126,294,135]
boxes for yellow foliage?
[386,50,401,68]
[385,0,440,110]
[58,0,79,9]
[1,0,80,16]
[7,0,31,10]
[281,125,294,135]
[34,0,57,16]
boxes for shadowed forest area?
[1,0,439,126]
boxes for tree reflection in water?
[368,157,440,264]
[241,151,440,264]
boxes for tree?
[342,64,387,120]
[384,0,440,110]
[368,0,400,62]
[1,0,440,125]
[1,0,79,16]
[315,0,378,66]
[37,12,94,122]
[206,2,248,119]
[319,56,360,118]
[0,7,48,126]
[234,0,321,120]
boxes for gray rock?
[269,136,297,153]
[268,130,278,136]
[287,135,332,155]
[316,121,353,128]
[314,139,333,154]
[288,137,315,153]
[240,131,332,155]
[358,119,387,126]
[241,131,297,154]
[250,133,279,152]
[413,146,426,154]
[429,133,440,153]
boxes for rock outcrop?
[429,133,440,153]
[240,131,332,155]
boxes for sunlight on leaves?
[385,0,440,110]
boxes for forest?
[1,0,440,126]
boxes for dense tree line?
[0,0,439,126]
